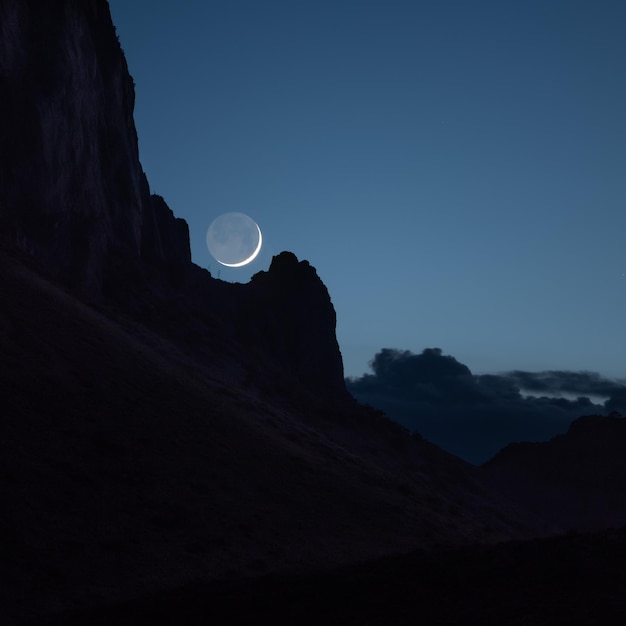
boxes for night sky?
[107,1,626,459]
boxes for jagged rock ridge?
[0,0,345,396]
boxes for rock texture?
[0,0,193,296]
[0,0,147,292]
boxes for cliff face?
[247,252,345,394]
[0,0,143,291]
[0,0,346,396]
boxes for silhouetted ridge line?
[3,2,624,625]
[0,0,346,396]
[484,413,626,531]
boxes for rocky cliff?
[246,252,345,394]
[0,0,147,291]
[0,0,345,396]
[0,0,194,296]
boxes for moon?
[206,212,263,267]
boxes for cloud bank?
[346,348,626,464]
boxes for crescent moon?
[206,213,263,267]
[219,224,263,268]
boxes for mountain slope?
[40,527,626,626]
[0,248,551,621]
[483,414,626,531]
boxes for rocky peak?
[0,0,346,398]
[247,252,346,395]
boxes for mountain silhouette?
[483,413,626,531]
[2,2,626,624]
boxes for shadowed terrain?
[2,1,626,624]
[0,247,547,622]
[483,414,626,531]
[34,528,626,625]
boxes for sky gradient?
[107,0,626,387]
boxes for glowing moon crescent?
[220,224,262,267]
[206,212,263,267]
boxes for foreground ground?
[34,526,626,626]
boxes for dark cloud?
[504,370,624,397]
[358,348,478,405]
[346,348,625,465]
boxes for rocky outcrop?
[0,0,346,397]
[0,0,149,292]
[246,252,345,395]
[0,0,192,297]
[483,414,626,531]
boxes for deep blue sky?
[108,0,625,383]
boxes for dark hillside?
[0,248,545,621]
[483,414,626,531]
[38,527,626,626]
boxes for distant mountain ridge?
[483,413,626,531]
